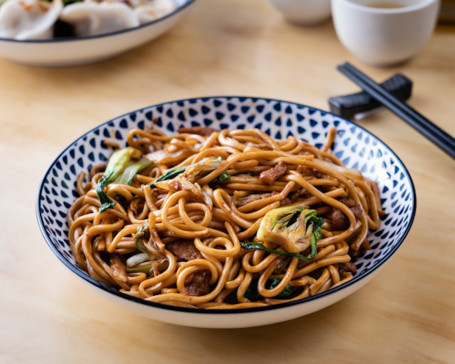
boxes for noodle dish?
[37,97,416,328]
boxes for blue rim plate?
[36,96,416,324]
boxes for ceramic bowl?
[268,0,331,25]
[332,0,439,66]
[36,96,416,328]
[0,0,195,67]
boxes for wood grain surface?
[0,0,454,363]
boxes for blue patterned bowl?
[36,96,416,328]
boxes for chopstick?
[337,62,455,160]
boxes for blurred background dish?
[37,96,416,328]
[268,0,331,25]
[0,0,195,66]
[331,0,440,66]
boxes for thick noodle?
[68,126,383,309]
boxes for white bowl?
[0,0,195,67]
[332,0,440,66]
[37,96,416,328]
[268,0,331,25]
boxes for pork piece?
[177,126,218,136]
[259,163,287,185]
[182,270,211,296]
[166,240,203,261]
[338,262,357,275]
[330,198,363,230]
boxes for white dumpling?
[134,0,176,24]
[0,0,62,40]
[59,2,140,36]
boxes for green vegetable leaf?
[126,260,169,275]
[126,265,151,274]
[244,281,262,302]
[114,158,152,185]
[96,173,116,213]
[244,278,293,301]
[266,277,293,299]
[241,242,317,261]
[134,222,149,254]
[96,147,141,212]
[304,211,324,259]
[272,207,305,230]
[149,157,227,187]
[211,171,231,183]
[149,165,189,187]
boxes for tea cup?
[331,0,440,66]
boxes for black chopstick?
[339,63,453,148]
[337,62,455,160]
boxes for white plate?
[0,0,195,66]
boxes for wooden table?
[1,0,454,362]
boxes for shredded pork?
[167,240,203,261]
[182,271,211,296]
[259,163,287,185]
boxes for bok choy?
[114,158,152,185]
[96,147,151,212]
[149,165,189,187]
[243,204,324,261]
[149,157,230,187]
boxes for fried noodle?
[68,126,383,309]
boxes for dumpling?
[59,2,140,36]
[134,0,176,24]
[0,0,62,40]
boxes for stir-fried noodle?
[68,126,383,308]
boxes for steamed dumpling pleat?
[59,2,140,36]
[0,0,62,40]
[134,0,176,24]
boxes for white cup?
[331,0,440,66]
[268,0,332,25]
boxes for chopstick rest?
[328,74,413,119]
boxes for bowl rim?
[0,0,195,44]
[335,0,438,14]
[36,95,417,315]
